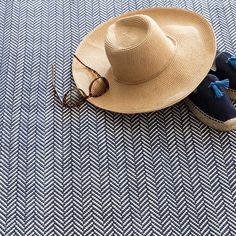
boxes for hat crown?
[105,14,177,84]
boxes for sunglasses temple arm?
[73,54,101,77]
[52,64,57,92]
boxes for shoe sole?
[185,98,236,131]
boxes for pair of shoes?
[185,51,236,131]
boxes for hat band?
[113,35,178,85]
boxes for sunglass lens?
[90,77,109,97]
[63,88,85,108]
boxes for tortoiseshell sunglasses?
[52,55,109,108]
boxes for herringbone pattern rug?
[0,0,236,235]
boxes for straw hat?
[72,7,216,113]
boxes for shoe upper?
[215,51,236,90]
[188,74,236,122]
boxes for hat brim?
[72,7,216,113]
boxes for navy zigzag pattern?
[1,0,236,235]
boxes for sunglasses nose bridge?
[52,56,109,108]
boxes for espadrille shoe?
[185,74,236,131]
[214,51,236,100]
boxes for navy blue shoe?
[214,51,236,100]
[185,74,236,131]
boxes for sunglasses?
[52,55,109,108]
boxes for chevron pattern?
[1,0,236,235]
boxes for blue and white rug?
[0,0,236,235]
